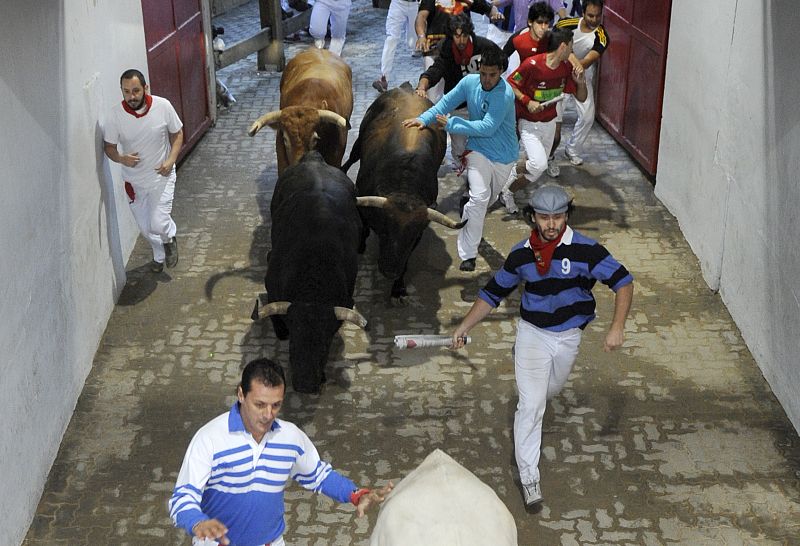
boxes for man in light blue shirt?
[403,44,517,272]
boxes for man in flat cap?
[450,185,633,506]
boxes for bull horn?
[427,208,467,229]
[333,306,368,330]
[317,109,347,128]
[253,300,291,320]
[356,196,388,209]
[248,110,282,136]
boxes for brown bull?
[248,48,353,173]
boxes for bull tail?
[341,135,362,173]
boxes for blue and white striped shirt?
[169,403,356,546]
[479,226,633,331]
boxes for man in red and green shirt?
[498,28,587,214]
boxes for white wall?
[656,0,800,430]
[0,1,147,543]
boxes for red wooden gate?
[141,0,211,158]
[595,0,671,176]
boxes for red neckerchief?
[121,94,153,118]
[452,38,474,66]
[529,225,566,274]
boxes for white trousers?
[504,117,556,192]
[310,0,351,55]
[457,151,514,260]
[564,76,595,156]
[127,174,177,264]
[423,54,445,104]
[514,319,582,485]
[380,0,418,80]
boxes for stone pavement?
[23,2,800,544]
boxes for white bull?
[370,449,518,545]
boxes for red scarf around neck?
[529,225,566,274]
[121,94,153,118]
[452,38,474,66]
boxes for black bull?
[342,86,465,304]
[253,151,366,393]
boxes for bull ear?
[333,306,368,330]
[356,196,388,209]
[427,208,467,229]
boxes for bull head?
[248,108,347,136]
[251,300,368,330]
[356,196,467,229]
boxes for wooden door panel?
[595,13,629,135]
[596,0,671,176]
[622,41,662,160]
[147,42,182,118]
[141,0,210,159]
[177,15,209,144]
[174,0,202,27]
[141,0,176,47]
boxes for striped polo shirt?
[479,226,633,332]
[169,403,356,545]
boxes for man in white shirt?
[103,69,183,273]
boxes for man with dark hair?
[169,358,392,545]
[415,13,500,168]
[450,184,633,506]
[502,2,555,66]
[404,44,517,273]
[498,27,587,214]
[103,69,183,273]
[553,0,610,166]
[414,0,502,103]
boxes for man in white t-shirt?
[552,0,609,166]
[103,69,184,273]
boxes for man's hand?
[572,67,586,85]
[415,35,430,53]
[489,5,504,21]
[603,326,624,352]
[568,54,584,77]
[434,114,449,129]
[192,519,230,545]
[402,118,425,130]
[414,87,427,98]
[156,159,175,177]
[356,482,394,517]
[121,152,141,168]
[526,100,543,114]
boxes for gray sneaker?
[522,481,543,505]
[164,237,179,268]
[565,149,583,166]
[546,159,560,177]
[149,260,164,273]
[499,189,519,214]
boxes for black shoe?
[459,258,476,272]
[164,237,179,268]
[372,76,388,93]
[149,260,164,273]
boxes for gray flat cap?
[529,185,571,214]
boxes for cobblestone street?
[23,1,800,544]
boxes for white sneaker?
[522,481,543,505]
[565,149,583,166]
[546,160,560,177]
[499,189,519,214]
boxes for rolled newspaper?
[393,335,471,349]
